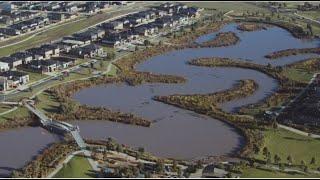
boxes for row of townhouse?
[99,3,201,48]
[0,70,29,91]
[8,16,49,34]
[0,11,40,25]
[0,12,75,37]
[22,1,111,14]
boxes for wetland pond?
[0,23,319,177]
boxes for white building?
[0,62,9,72]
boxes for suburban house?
[154,16,174,28]
[101,35,123,47]
[40,44,60,57]
[74,28,105,42]
[0,56,22,68]
[51,56,76,68]
[10,51,33,64]
[27,44,58,60]
[47,12,65,22]
[134,24,158,36]
[29,60,57,73]
[64,36,91,45]
[0,70,29,87]
[100,21,124,32]
[0,76,8,91]
[69,44,104,58]
[0,27,20,35]
[0,62,9,72]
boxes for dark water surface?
[1,23,319,176]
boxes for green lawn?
[184,2,270,13]
[0,106,29,123]
[256,128,320,168]
[298,11,320,20]
[282,68,314,83]
[54,155,95,178]
[241,167,319,178]
[36,90,61,114]
[27,71,50,84]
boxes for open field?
[241,167,319,178]
[298,11,320,20]
[281,68,314,83]
[54,155,94,178]
[0,106,29,124]
[185,2,270,13]
[256,128,320,168]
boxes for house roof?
[0,70,28,77]
[0,57,20,63]
[10,51,33,59]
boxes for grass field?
[0,106,29,123]
[184,1,270,13]
[241,167,319,178]
[27,71,50,84]
[256,128,320,168]
[281,68,314,83]
[298,11,320,20]
[54,155,94,178]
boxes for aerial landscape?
[0,1,320,178]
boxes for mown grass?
[54,155,94,178]
[256,128,320,169]
[184,2,270,13]
[241,166,319,178]
[281,68,314,83]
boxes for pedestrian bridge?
[23,100,87,149]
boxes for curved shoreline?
[265,47,320,59]
[2,20,320,177]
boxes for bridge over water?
[22,101,87,149]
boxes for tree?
[135,46,139,51]
[272,118,278,129]
[274,154,281,164]
[287,155,293,165]
[172,160,178,172]
[307,23,313,36]
[34,96,40,105]
[144,40,151,47]
[107,50,116,60]
[116,144,123,153]
[100,60,104,69]
[266,152,272,165]
[279,163,285,171]
[155,160,165,173]
[310,157,316,165]
[138,147,145,153]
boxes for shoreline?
[2,20,319,177]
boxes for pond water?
[0,23,319,177]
